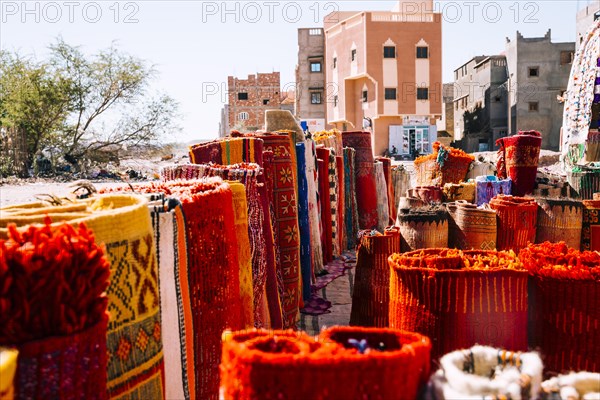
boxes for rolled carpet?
[496,130,541,196]
[342,131,378,230]
[489,195,537,252]
[0,195,165,399]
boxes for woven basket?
[447,201,497,250]
[350,228,401,327]
[388,249,528,361]
[535,199,583,250]
[396,207,448,252]
[520,243,600,375]
[567,169,600,200]
[582,200,600,251]
[489,195,538,251]
[541,372,600,399]
[528,276,599,374]
[428,345,543,400]
[0,349,18,400]
[475,175,512,206]
[14,317,108,400]
[220,327,431,400]
[0,195,165,399]
[443,182,476,203]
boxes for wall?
[576,1,600,50]
[296,28,326,122]
[227,72,281,130]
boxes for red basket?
[490,195,538,251]
[388,249,528,361]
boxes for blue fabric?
[295,142,312,301]
[475,175,512,206]
[344,148,359,249]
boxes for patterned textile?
[220,327,431,400]
[15,318,109,400]
[475,175,512,206]
[343,148,359,250]
[229,182,255,328]
[316,150,333,264]
[295,142,312,302]
[328,151,340,257]
[496,131,542,197]
[0,195,165,400]
[99,180,244,400]
[304,139,324,275]
[189,137,264,166]
[583,200,600,251]
[336,155,346,252]
[342,131,378,229]
[161,163,270,328]
[375,161,390,233]
[254,133,302,329]
[150,201,193,400]
[396,207,449,252]
[261,151,284,329]
[313,129,343,156]
[562,18,600,167]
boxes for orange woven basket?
[350,228,401,327]
[489,195,537,251]
[388,249,528,361]
[520,242,600,374]
[220,327,431,400]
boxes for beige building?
[576,1,600,50]
[324,0,442,158]
[295,28,327,133]
[226,72,281,132]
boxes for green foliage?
[0,38,180,175]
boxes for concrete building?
[453,55,509,152]
[505,30,574,150]
[323,0,442,158]
[436,83,455,138]
[296,28,327,133]
[452,30,573,152]
[227,72,281,131]
[576,1,600,50]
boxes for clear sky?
[0,0,590,143]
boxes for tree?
[0,51,73,174]
[0,38,179,176]
[48,38,179,169]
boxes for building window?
[333,57,337,69]
[455,101,459,110]
[311,92,322,104]
[238,112,249,120]
[310,61,322,73]
[493,95,502,102]
[560,51,574,65]
[416,46,428,59]
[263,99,270,105]
[529,102,539,112]
[528,67,539,77]
[417,88,429,100]
[385,88,397,100]
[334,95,338,107]
[238,92,248,100]
[362,90,368,102]
[309,28,322,35]
[383,46,396,59]
[351,49,357,61]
